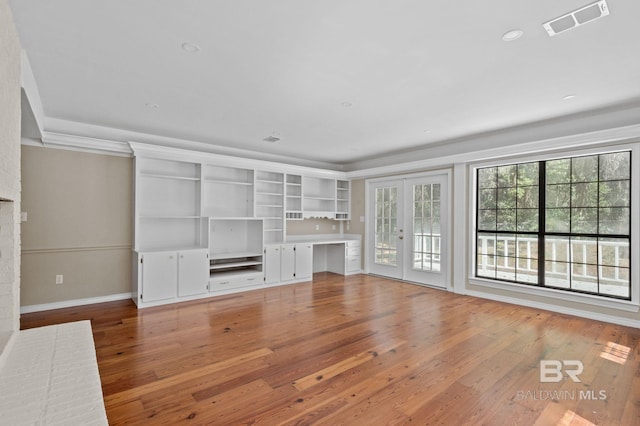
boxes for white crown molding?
[42,117,346,171]
[129,141,348,179]
[30,127,347,177]
[345,123,640,179]
[22,98,640,177]
[41,131,132,157]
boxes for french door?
[368,173,449,288]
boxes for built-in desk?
[285,234,362,276]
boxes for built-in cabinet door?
[281,244,296,281]
[178,249,209,297]
[141,251,177,303]
[264,245,281,284]
[295,244,313,280]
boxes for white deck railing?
[477,234,629,297]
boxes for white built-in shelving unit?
[302,175,335,218]
[135,158,206,252]
[285,174,303,219]
[255,171,285,243]
[208,218,264,293]
[202,165,254,217]
[130,142,353,308]
[336,180,350,220]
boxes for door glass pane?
[375,186,397,266]
[412,183,441,272]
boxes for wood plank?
[291,338,406,391]
[104,347,272,407]
[19,273,640,425]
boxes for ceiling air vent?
[543,0,610,36]
[262,136,280,143]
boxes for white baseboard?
[465,289,640,329]
[20,293,132,314]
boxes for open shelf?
[256,171,284,244]
[140,173,200,181]
[138,158,200,180]
[209,218,264,278]
[210,259,263,270]
[208,268,263,280]
[336,179,350,220]
[210,250,263,260]
[204,178,253,186]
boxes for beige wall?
[0,0,22,356]
[21,146,132,306]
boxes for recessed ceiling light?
[563,94,577,100]
[145,103,159,109]
[181,42,201,53]
[502,29,524,41]
[340,101,353,108]
[424,129,432,134]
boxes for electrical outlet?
[332,224,336,230]
[20,212,27,222]
[315,224,320,231]
[55,275,63,284]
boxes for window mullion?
[538,161,546,286]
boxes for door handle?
[399,236,404,240]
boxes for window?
[374,186,398,266]
[476,151,631,300]
[413,183,441,272]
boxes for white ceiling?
[9,0,640,169]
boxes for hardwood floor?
[21,273,640,425]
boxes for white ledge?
[0,321,108,425]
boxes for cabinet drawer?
[346,240,361,248]
[209,272,263,292]
[347,247,360,257]
[347,255,361,272]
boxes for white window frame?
[468,142,640,312]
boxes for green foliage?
[477,161,539,232]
